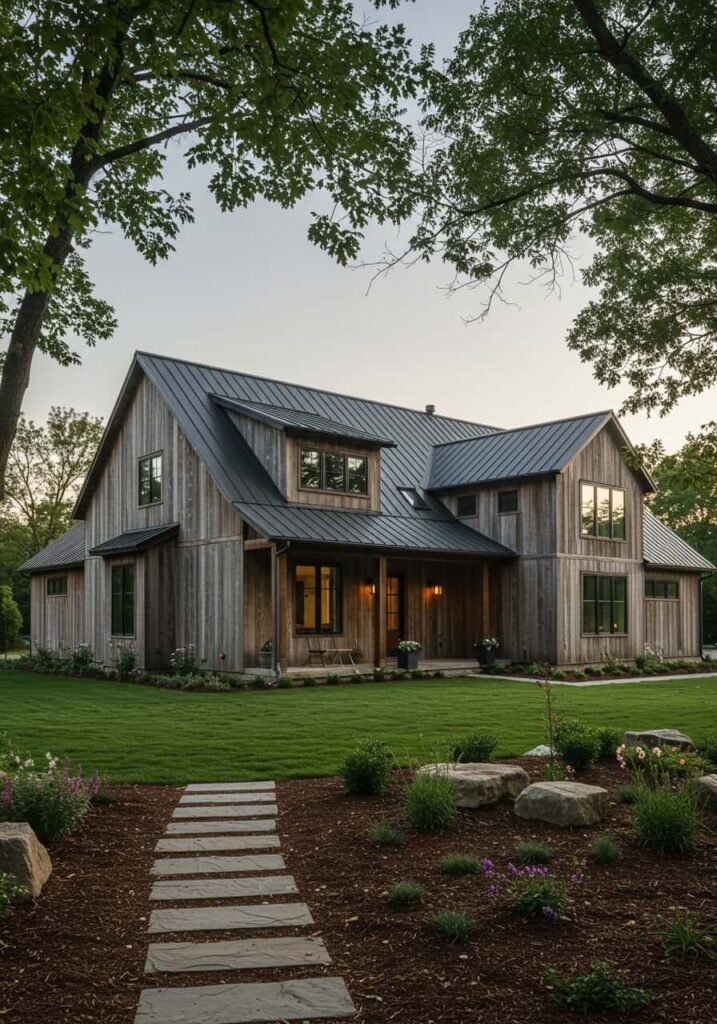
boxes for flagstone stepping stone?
[148,902,313,934]
[156,836,280,854]
[149,875,298,902]
[514,781,608,827]
[185,782,275,793]
[623,728,694,751]
[134,976,356,1023]
[145,935,330,973]
[165,819,276,835]
[180,792,277,805]
[172,805,278,819]
[151,854,285,876]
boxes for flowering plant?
[170,642,198,674]
[475,636,500,650]
[397,640,421,653]
[0,747,100,843]
[483,859,579,923]
[616,744,706,782]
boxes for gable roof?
[643,508,715,572]
[426,411,655,491]
[18,522,86,574]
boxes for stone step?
[179,793,276,806]
[185,782,275,793]
[156,836,280,854]
[134,977,355,1023]
[151,854,285,877]
[165,820,276,836]
[172,805,278,820]
[149,875,298,902]
[145,935,330,973]
[148,901,313,934]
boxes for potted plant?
[397,639,421,670]
[475,636,499,666]
[258,640,273,669]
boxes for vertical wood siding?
[644,571,701,657]
[30,571,85,653]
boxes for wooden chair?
[305,639,330,666]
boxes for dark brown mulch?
[1,766,716,1024]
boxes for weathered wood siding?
[443,478,555,555]
[228,412,286,493]
[644,571,702,658]
[556,558,644,665]
[30,570,85,653]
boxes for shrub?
[386,881,424,906]
[404,774,457,831]
[506,867,569,922]
[440,853,483,875]
[372,669,386,682]
[370,821,404,847]
[595,726,622,760]
[277,677,293,689]
[660,909,716,959]
[341,740,393,795]
[451,730,497,764]
[619,744,707,781]
[430,910,478,942]
[392,669,407,681]
[0,872,27,918]
[517,840,552,865]
[590,836,620,865]
[0,584,22,655]
[554,718,599,771]
[616,783,639,805]
[572,670,587,680]
[326,674,341,685]
[545,960,651,1014]
[697,734,717,765]
[552,669,566,681]
[633,784,701,854]
[67,642,94,673]
[110,641,136,681]
[302,676,317,686]
[0,749,100,843]
[170,643,198,674]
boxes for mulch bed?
[1,764,716,1023]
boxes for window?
[498,490,519,514]
[299,448,368,495]
[645,579,679,599]
[294,565,341,634]
[46,576,68,596]
[111,565,135,636]
[582,575,627,634]
[139,453,163,506]
[398,487,429,510]
[456,494,477,518]
[580,482,626,540]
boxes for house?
[20,351,715,674]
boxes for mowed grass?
[1,672,716,784]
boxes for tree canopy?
[391,0,717,415]
[0,0,418,498]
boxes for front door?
[386,575,404,655]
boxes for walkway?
[134,781,355,1023]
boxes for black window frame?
[298,447,369,496]
[498,489,519,514]
[46,576,68,597]
[111,564,135,637]
[645,579,679,600]
[582,573,628,636]
[138,452,163,507]
[456,494,477,518]
[293,563,342,636]
[580,480,626,541]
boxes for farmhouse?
[20,352,714,673]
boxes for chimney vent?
[425,404,435,415]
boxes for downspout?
[272,542,291,678]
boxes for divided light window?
[299,448,368,495]
[294,565,341,634]
[582,575,627,635]
[456,494,477,518]
[645,579,679,599]
[498,490,519,514]
[46,576,68,596]
[580,482,625,540]
[111,565,135,636]
[138,453,163,506]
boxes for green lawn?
[2,672,716,784]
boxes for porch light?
[365,578,377,596]
[429,581,443,597]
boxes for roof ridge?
[430,410,612,448]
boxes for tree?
[0,584,23,655]
[0,0,418,499]
[386,0,717,415]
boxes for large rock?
[623,728,694,751]
[418,763,530,808]
[514,781,608,827]
[695,775,717,809]
[0,822,52,900]
[523,745,553,757]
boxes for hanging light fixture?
[429,581,443,597]
[365,578,377,596]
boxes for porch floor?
[285,658,485,677]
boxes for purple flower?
[541,905,559,923]
[486,883,499,898]
[0,775,13,804]
[480,859,494,875]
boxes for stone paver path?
[134,781,355,1023]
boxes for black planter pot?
[397,650,419,670]
[476,646,496,666]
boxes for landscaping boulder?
[513,781,608,827]
[0,822,52,900]
[695,775,717,809]
[623,728,694,751]
[418,763,530,808]
[523,745,553,757]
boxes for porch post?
[374,554,387,667]
[481,563,490,637]
[271,544,290,676]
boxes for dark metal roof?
[427,412,614,490]
[18,522,86,574]
[211,394,397,447]
[643,508,715,571]
[88,523,179,557]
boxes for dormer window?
[299,447,368,495]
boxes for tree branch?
[96,116,215,167]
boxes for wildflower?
[541,906,559,923]
[638,749,646,760]
[565,764,575,776]
[487,883,499,898]
[652,747,662,757]
[679,758,685,766]
[480,859,494,876]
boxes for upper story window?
[580,482,625,540]
[498,490,519,514]
[645,579,679,599]
[456,494,477,518]
[47,576,68,596]
[139,453,163,506]
[299,447,368,495]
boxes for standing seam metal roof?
[643,508,715,571]
[18,522,86,573]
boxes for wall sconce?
[365,578,377,596]
[429,581,443,597]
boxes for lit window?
[47,576,68,596]
[457,495,477,518]
[298,448,368,495]
[294,565,341,634]
[498,490,518,514]
[139,453,163,506]
[582,575,627,634]
[580,483,626,539]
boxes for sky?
[20,0,716,452]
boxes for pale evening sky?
[21,1,716,452]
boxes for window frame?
[138,451,163,508]
[293,563,343,636]
[298,446,369,497]
[456,494,477,518]
[111,563,136,637]
[645,578,680,600]
[581,572,628,636]
[497,489,519,515]
[579,480,627,542]
[46,576,68,597]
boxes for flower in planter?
[475,636,500,650]
[397,640,422,653]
